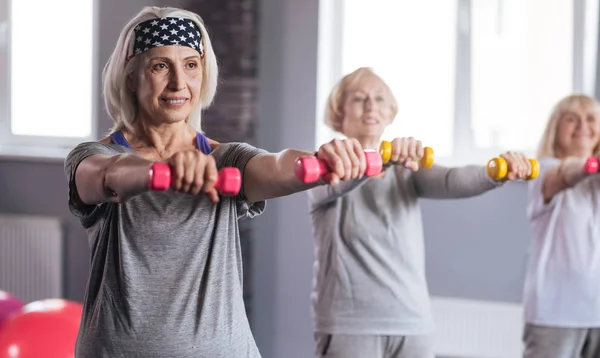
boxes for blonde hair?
[537,94,600,158]
[324,67,398,133]
[103,6,219,134]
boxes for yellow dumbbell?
[378,140,435,169]
[486,157,540,181]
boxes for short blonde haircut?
[324,67,398,133]
[537,94,600,158]
[103,6,218,134]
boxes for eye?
[152,63,167,71]
[375,96,385,102]
[353,96,365,103]
[186,62,198,69]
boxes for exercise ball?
[0,299,83,358]
[0,291,24,330]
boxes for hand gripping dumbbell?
[378,140,435,168]
[486,157,540,181]
[294,150,384,183]
[148,162,241,196]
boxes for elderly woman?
[523,94,600,358]
[308,67,534,358]
[65,6,367,358]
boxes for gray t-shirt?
[65,141,266,357]
[308,164,500,336]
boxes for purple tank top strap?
[196,133,212,155]
[109,131,131,148]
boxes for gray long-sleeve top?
[308,164,501,335]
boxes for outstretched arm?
[412,164,501,199]
[242,138,369,203]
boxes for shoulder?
[64,140,131,171]
[206,136,220,151]
[99,137,113,145]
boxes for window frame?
[316,0,598,166]
[0,0,99,160]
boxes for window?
[317,0,599,165]
[0,0,95,158]
[317,0,457,157]
[471,0,573,153]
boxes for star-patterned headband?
[129,17,204,60]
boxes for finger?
[501,152,522,180]
[345,139,361,179]
[391,137,402,163]
[171,154,185,190]
[322,173,339,185]
[399,137,410,163]
[333,139,353,181]
[319,144,344,180]
[509,151,527,179]
[181,152,196,193]
[415,139,424,160]
[351,139,367,178]
[520,152,532,178]
[190,154,206,195]
[202,156,218,194]
[406,160,419,172]
[407,137,418,161]
[206,188,220,203]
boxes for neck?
[128,116,195,155]
[356,136,381,151]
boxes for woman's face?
[130,45,203,126]
[555,101,600,158]
[340,74,394,143]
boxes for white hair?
[103,6,218,134]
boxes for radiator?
[432,296,523,358]
[0,214,64,304]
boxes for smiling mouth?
[161,98,188,104]
[363,118,379,125]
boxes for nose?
[364,97,375,112]
[168,67,186,91]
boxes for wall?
[251,0,532,357]
[0,0,162,302]
[0,1,533,358]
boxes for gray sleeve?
[212,142,268,218]
[307,176,370,211]
[64,142,125,225]
[410,164,502,199]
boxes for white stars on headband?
[131,17,204,58]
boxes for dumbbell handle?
[148,162,241,196]
[294,150,383,184]
[486,157,540,181]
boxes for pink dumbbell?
[294,150,384,183]
[148,162,241,196]
[584,157,600,174]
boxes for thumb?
[323,173,340,185]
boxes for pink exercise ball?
[0,291,24,330]
[0,299,83,358]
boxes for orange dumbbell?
[378,140,435,169]
[486,157,540,181]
